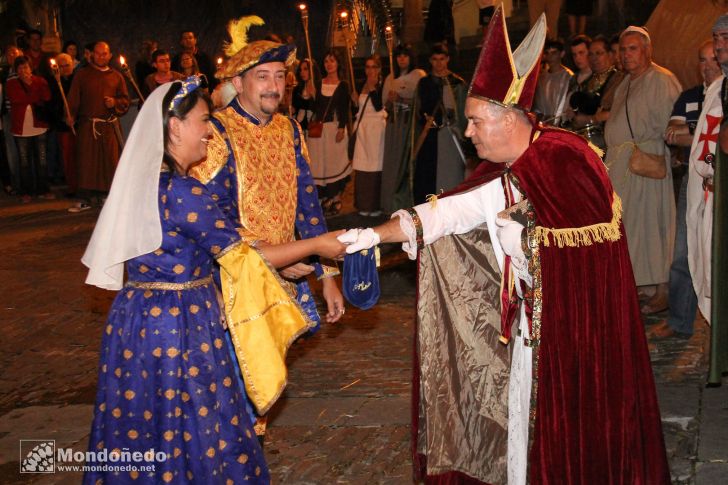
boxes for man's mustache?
[261,92,281,100]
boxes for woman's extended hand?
[316,230,348,259]
[335,128,345,143]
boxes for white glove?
[337,228,381,254]
[495,216,527,272]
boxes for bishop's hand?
[495,217,527,274]
[337,228,381,254]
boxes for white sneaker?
[68,202,91,213]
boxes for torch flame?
[119,55,126,67]
[217,57,223,65]
[50,58,57,66]
[298,3,306,10]
[340,11,348,19]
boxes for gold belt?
[126,274,213,290]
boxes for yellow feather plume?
[223,15,265,57]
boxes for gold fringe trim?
[587,141,604,159]
[533,193,622,248]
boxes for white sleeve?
[392,177,509,265]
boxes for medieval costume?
[81,79,308,484]
[190,24,340,434]
[344,7,670,483]
[568,66,624,150]
[380,65,426,213]
[708,17,728,384]
[307,80,352,201]
[352,83,386,214]
[687,76,722,325]
[411,71,468,204]
[604,62,681,287]
[67,65,129,192]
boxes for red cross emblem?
[697,114,722,162]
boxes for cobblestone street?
[0,199,726,484]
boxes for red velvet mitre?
[468,6,546,111]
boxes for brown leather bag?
[308,95,334,138]
[307,121,323,138]
[628,145,667,179]
[625,81,667,179]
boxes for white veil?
[82,83,175,290]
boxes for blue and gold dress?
[84,172,275,484]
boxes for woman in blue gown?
[81,78,345,484]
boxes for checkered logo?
[19,440,55,473]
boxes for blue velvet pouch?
[342,247,380,310]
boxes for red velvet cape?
[509,128,670,484]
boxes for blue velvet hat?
[342,247,380,310]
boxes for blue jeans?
[667,174,698,335]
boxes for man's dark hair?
[63,40,78,53]
[430,42,449,57]
[609,33,621,48]
[13,55,30,70]
[570,34,591,49]
[590,35,610,51]
[151,49,169,63]
[544,39,565,52]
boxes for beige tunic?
[604,63,681,286]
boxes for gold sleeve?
[217,242,314,414]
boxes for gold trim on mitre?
[505,12,546,106]
[467,7,546,110]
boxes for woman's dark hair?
[13,55,30,70]
[63,40,78,58]
[393,44,417,77]
[322,49,345,81]
[296,58,321,85]
[179,52,199,75]
[161,81,213,173]
[363,54,382,86]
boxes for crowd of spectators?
[0,8,721,333]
